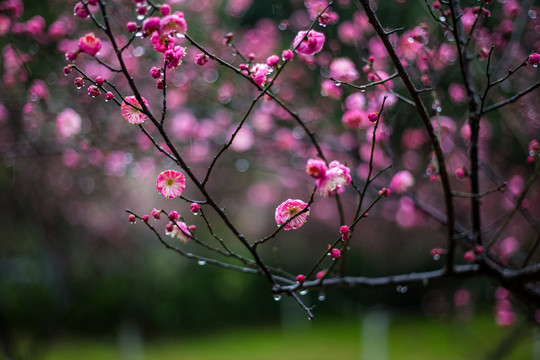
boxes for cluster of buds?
[340,225,350,241]
[129,206,199,244]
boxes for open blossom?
[529,53,540,67]
[316,161,351,196]
[165,220,191,242]
[250,63,269,86]
[275,199,310,230]
[156,170,186,198]
[165,45,185,68]
[292,30,325,56]
[151,31,174,53]
[159,12,187,38]
[79,33,102,56]
[389,170,415,193]
[121,96,148,124]
[142,16,161,35]
[329,58,359,82]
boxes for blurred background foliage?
[1,0,539,358]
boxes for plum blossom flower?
[321,79,342,99]
[56,108,81,139]
[159,12,187,38]
[292,30,325,56]
[166,220,191,242]
[156,170,186,198]
[282,49,294,61]
[275,199,310,230]
[151,31,174,53]
[529,53,540,67]
[342,109,366,129]
[306,158,327,179]
[250,63,269,86]
[389,170,415,193]
[330,248,341,259]
[165,45,185,68]
[142,16,161,35]
[329,57,359,82]
[316,161,351,196]
[121,96,149,124]
[79,33,102,56]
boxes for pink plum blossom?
[121,95,149,124]
[306,158,327,179]
[281,49,294,61]
[529,53,540,67]
[156,170,186,198]
[316,161,352,197]
[159,12,187,38]
[266,55,280,67]
[292,30,325,56]
[56,108,82,139]
[329,58,359,82]
[79,33,102,56]
[389,170,415,194]
[165,45,185,68]
[330,248,341,259]
[142,16,161,35]
[74,2,89,19]
[274,199,310,230]
[165,220,191,242]
[321,79,343,99]
[250,63,269,86]
[342,109,366,129]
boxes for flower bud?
[169,210,179,221]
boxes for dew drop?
[76,86,82,90]
[534,64,538,68]
[433,254,440,261]
[135,32,143,38]
[528,10,537,19]
[193,212,199,216]
[197,260,206,266]
[334,81,341,87]
[232,52,237,57]
[136,14,144,20]
[319,23,327,28]
[273,294,282,301]
[318,293,326,301]
[407,37,414,43]
[360,88,366,93]
[105,99,109,103]
[436,106,442,112]
[439,16,446,22]
[396,285,408,293]
[300,290,308,296]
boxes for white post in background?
[533,326,540,360]
[361,310,390,360]
[119,321,144,360]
